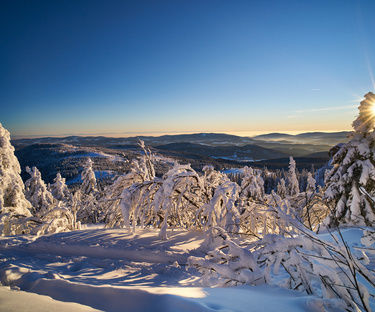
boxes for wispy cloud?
[311,88,320,91]
[294,105,355,114]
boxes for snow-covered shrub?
[325,92,375,227]
[34,204,81,236]
[189,203,375,311]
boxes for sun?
[371,103,375,116]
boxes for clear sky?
[1,0,375,138]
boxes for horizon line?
[11,129,352,140]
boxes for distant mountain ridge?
[13,131,350,147]
[253,131,350,146]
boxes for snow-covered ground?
[0,227,323,312]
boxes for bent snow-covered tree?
[104,140,157,227]
[0,123,33,235]
[121,163,204,239]
[325,92,375,226]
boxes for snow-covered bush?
[34,204,81,236]
[189,203,375,311]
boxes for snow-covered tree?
[276,178,287,198]
[239,166,264,201]
[104,142,157,227]
[81,158,98,195]
[0,123,33,235]
[288,156,300,196]
[137,139,155,181]
[25,166,54,216]
[0,124,32,216]
[76,158,101,223]
[325,92,375,227]
[146,164,203,239]
[201,179,240,233]
[306,172,316,194]
[353,92,375,134]
[49,172,71,202]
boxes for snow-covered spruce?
[80,158,98,195]
[306,172,316,194]
[288,156,300,196]
[25,166,55,216]
[325,92,375,227]
[0,123,34,235]
[276,178,287,198]
[76,158,101,223]
[49,172,71,203]
[239,166,265,201]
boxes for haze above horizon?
[2,0,375,137]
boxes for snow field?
[0,227,322,312]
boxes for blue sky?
[1,0,375,137]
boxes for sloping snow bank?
[0,279,317,312]
[0,286,100,312]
